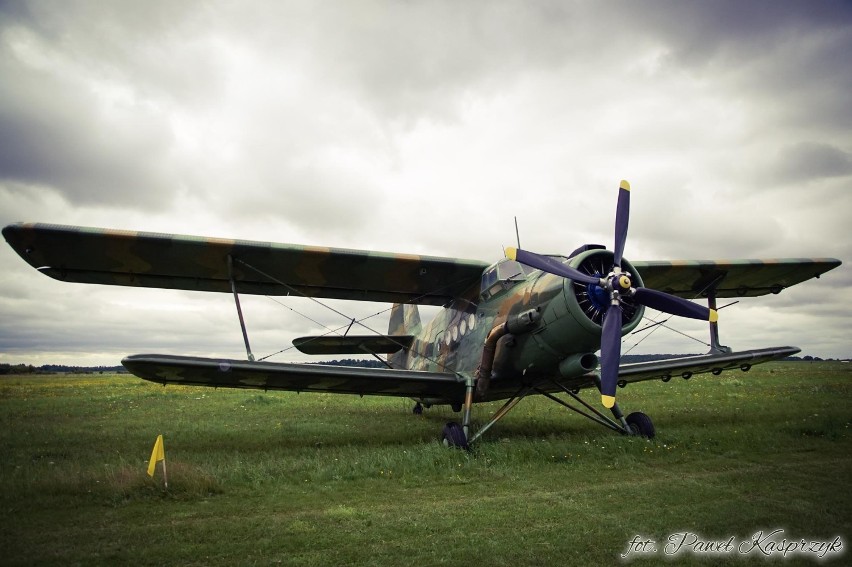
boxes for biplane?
[3,181,841,448]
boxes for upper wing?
[122,354,465,400]
[2,223,488,305]
[633,258,841,298]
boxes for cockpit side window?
[482,267,498,290]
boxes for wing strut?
[707,289,732,354]
[229,255,255,361]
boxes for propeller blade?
[632,287,718,322]
[506,247,601,286]
[599,304,622,408]
[613,180,630,269]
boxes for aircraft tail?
[387,303,421,368]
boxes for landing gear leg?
[590,375,630,434]
[608,401,631,432]
[586,375,654,437]
[441,376,475,450]
[607,403,654,438]
[461,375,474,441]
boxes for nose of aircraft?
[506,180,718,408]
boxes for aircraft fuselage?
[401,248,646,401]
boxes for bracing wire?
[234,257,476,374]
[623,276,729,355]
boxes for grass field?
[0,361,850,565]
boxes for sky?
[1,0,850,367]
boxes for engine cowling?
[524,249,645,362]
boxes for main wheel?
[441,422,469,450]
[412,402,423,415]
[626,412,655,439]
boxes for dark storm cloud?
[630,1,851,62]
[771,142,852,184]
[0,0,216,209]
[0,56,177,208]
[625,0,852,130]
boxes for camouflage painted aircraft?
[3,181,842,448]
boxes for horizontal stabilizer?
[293,335,414,355]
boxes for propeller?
[506,180,718,409]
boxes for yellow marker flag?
[147,434,165,477]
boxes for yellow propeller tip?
[709,309,719,323]
[506,247,518,260]
[619,180,631,191]
[601,395,616,408]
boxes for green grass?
[1,362,850,565]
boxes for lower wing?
[124,347,798,405]
[615,346,800,384]
[537,346,800,393]
[122,354,465,401]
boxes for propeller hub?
[604,272,633,296]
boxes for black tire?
[626,412,655,439]
[412,402,423,415]
[441,421,469,450]
[450,402,463,413]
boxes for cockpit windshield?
[480,259,534,299]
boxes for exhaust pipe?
[475,308,541,400]
[558,352,599,379]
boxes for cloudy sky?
[1,0,850,367]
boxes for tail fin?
[387,303,421,368]
[388,303,421,336]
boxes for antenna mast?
[514,216,521,249]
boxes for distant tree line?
[311,358,387,368]
[0,364,37,375]
[0,364,127,375]
[0,359,385,375]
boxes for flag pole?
[147,434,168,489]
